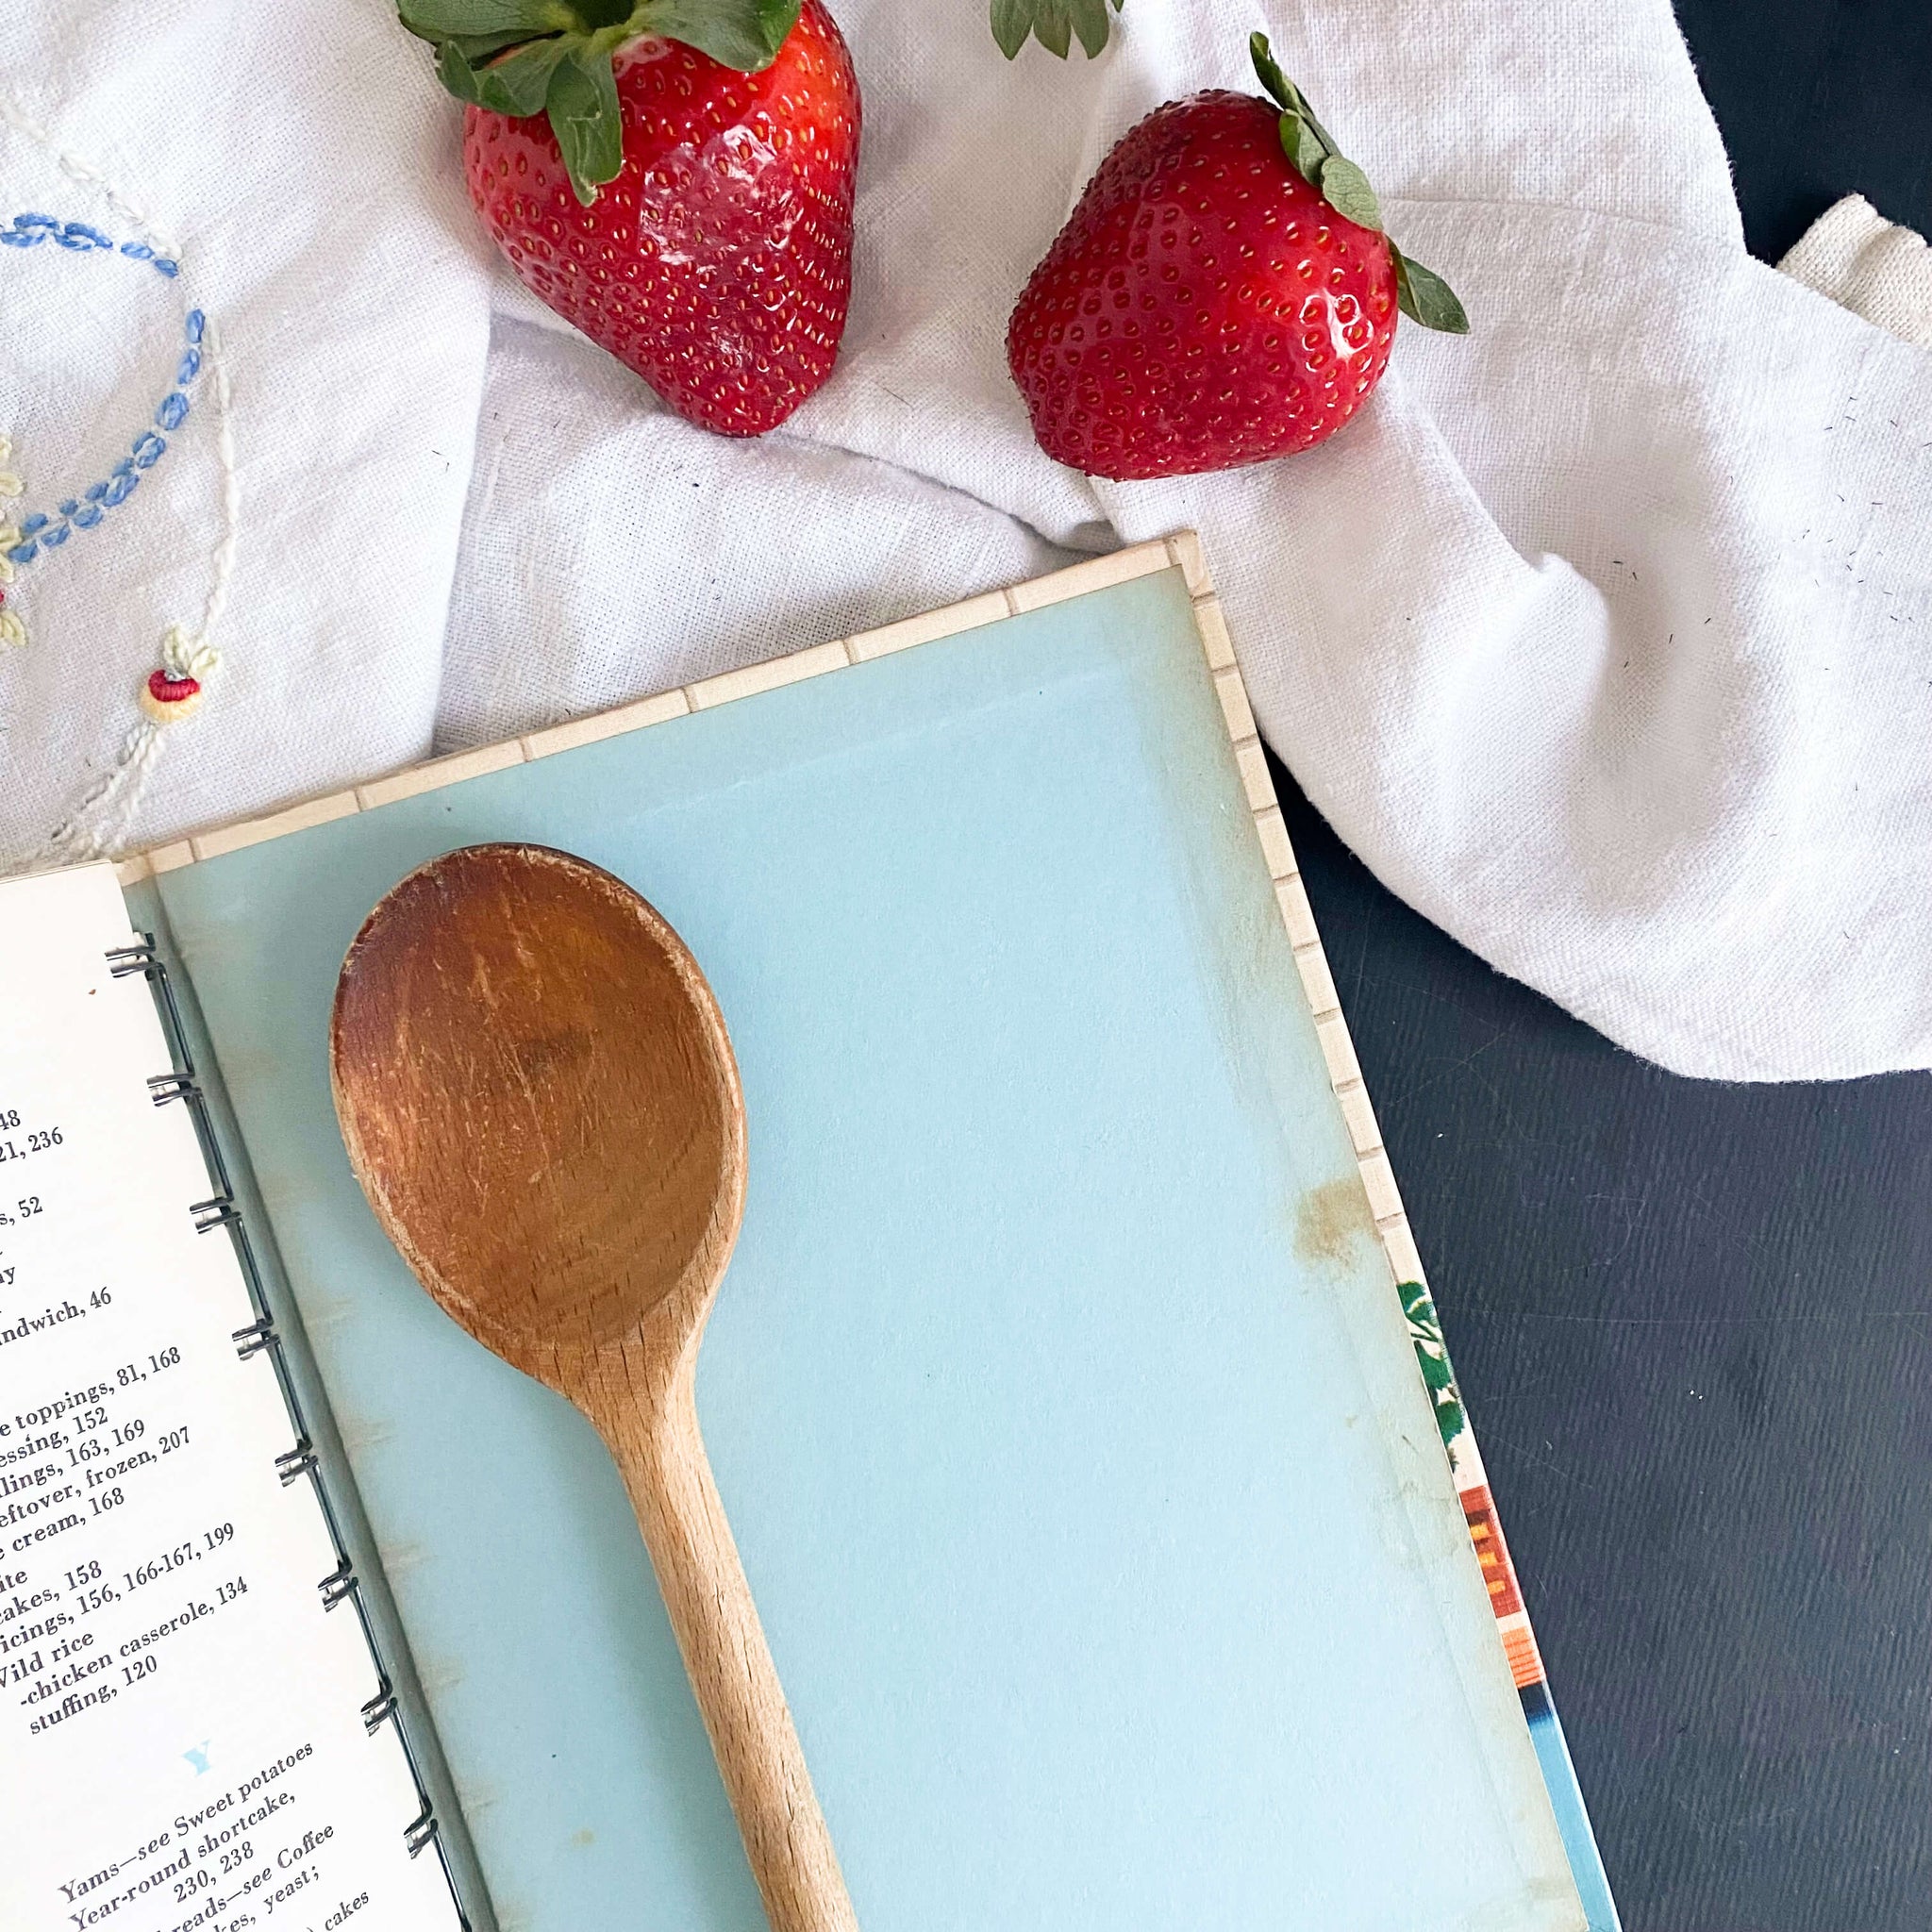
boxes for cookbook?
[0,537,1616,1931]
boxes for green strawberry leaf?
[991,0,1032,58]
[416,0,803,130]
[1293,92,1341,160]
[408,0,801,78]
[1393,248,1470,333]
[992,0,1123,60]
[436,40,486,100]
[442,26,545,58]
[1249,30,1295,111]
[630,0,802,71]
[1319,154,1382,232]
[1251,30,1470,341]
[463,34,572,111]
[1251,37,1348,166]
[1069,0,1115,57]
[545,46,624,204]
[1278,110,1325,184]
[399,0,570,40]
[1023,0,1068,58]
[990,0,1028,56]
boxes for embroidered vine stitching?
[0,95,242,862]
[1,217,205,566]
[0,210,180,272]
[0,433,23,647]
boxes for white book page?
[0,868,458,1932]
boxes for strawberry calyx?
[1249,31,1469,335]
[399,0,803,206]
[991,0,1124,60]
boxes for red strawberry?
[1008,32,1465,480]
[405,0,860,437]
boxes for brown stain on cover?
[1294,1173,1377,1271]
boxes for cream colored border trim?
[114,531,1423,1295]
[1160,531,1428,1304]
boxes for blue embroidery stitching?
[2,212,204,566]
[0,211,179,276]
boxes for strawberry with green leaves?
[1008,32,1466,480]
[991,0,1124,60]
[403,0,860,437]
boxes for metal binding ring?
[106,938,159,978]
[232,1314,275,1361]
[190,1194,239,1233]
[274,1438,316,1486]
[404,1802,439,1857]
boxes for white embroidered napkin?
[4,0,1930,1084]
[0,9,491,860]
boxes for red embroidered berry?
[140,667,205,723]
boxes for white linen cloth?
[2,0,1928,1080]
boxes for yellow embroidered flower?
[0,610,24,648]
[0,434,21,499]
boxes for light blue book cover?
[128,549,1613,1931]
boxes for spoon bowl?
[330,842,743,1377]
[331,842,856,1932]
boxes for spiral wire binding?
[108,936,471,1925]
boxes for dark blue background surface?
[1274,8,1932,1925]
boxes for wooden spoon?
[329,842,857,1932]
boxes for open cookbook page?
[0,866,458,1932]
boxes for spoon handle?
[607,1363,859,1932]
